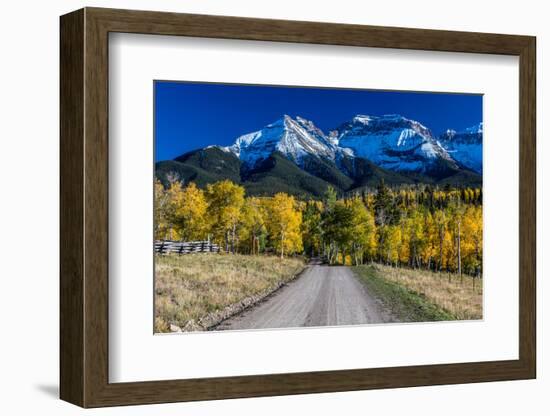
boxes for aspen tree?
[205,180,245,253]
[265,193,303,258]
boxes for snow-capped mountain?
[158,114,482,198]
[333,114,458,174]
[224,115,337,168]
[224,114,461,176]
[438,122,483,174]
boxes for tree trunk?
[225,230,229,253]
[231,223,236,254]
[439,229,444,272]
[354,245,361,266]
[457,220,462,282]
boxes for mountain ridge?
[156,114,482,198]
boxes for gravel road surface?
[214,261,395,331]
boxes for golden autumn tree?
[377,225,401,266]
[162,180,187,241]
[265,193,303,259]
[448,200,466,279]
[205,180,245,253]
[433,209,447,271]
[238,197,267,255]
[398,216,411,266]
[420,211,437,269]
[154,179,172,240]
[442,227,455,273]
[409,210,425,268]
[171,182,208,242]
[461,205,483,275]
[348,197,377,265]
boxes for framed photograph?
[60,7,536,407]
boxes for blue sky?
[155,81,482,162]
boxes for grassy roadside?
[155,253,305,332]
[353,265,482,322]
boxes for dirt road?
[214,261,395,331]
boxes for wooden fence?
[154,240,220,255]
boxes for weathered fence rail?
[154,240,220,255]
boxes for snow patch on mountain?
[439,122,483,174]
[224,115,336,168]
[334,114,456,173]
[464,122,483,134]
[217,113,481,177]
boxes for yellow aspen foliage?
[163,181,187,241]
[408,210,425,267]
[238,197,267,255]
[377,225,401,265]
[153,176,482,276]
[433,210,448,271]
[461,206,483,274]
[348,197,377,264]
[442,229,455,271]
[171,182,208,241]
[205,180,245,252]
[398,217,411,265]
[420,211,437,268]
[265,193,303,258]
[386,226,402,265]
[154,179,172,240]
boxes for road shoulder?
[352,265,456,322]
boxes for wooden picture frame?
[60,7,536,408]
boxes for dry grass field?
[355,264,482,321]
[155,253,305,332]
